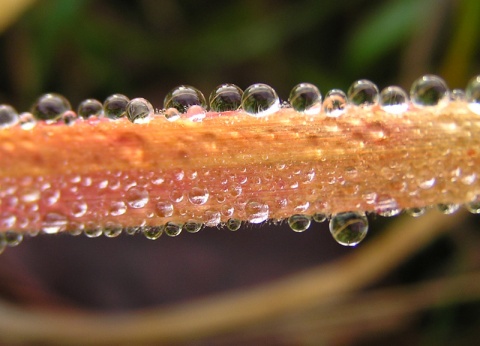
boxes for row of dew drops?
[1,75,480,128]
[2,201,480,255]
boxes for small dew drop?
[125,226,141,236]
[347,79,379,107]
[288,214,311,232]
[379,86,409,114]
[19,112,37,130]
[329,212,368,246]
[466,199,480,214]
[0,104,19,128]
[437,203,460,215]
[204,210,221,227]
[323,89,347,117]
[406,207,426,217]
[312,213,327,223]
[126,186,149,209]
[466,75,480,114]
[188,187,209,205]
[245,201,269,224]
[375,195,401,217]
[288,83,322,115]
[164,222,182,237]
[226,218,242,231]
[143,226,164,240]
[155,200,174,217]
[71,201,88,218]
[241,83,280,117]
[109,201,127,216]
[78,98,104,118]
[42,212,67,234]
[183,220,203,233]
[103,222,122,238]
[209,84,243,112]
[5,231,23,247]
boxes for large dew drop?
[347,79,379,107]
[103,94,129,119]
[288,83,322,115]
[209,84,243,112]
[379,86,408,114]
[241,83,280,117]
[410,75,449,107]
[329,212,368,246]
[288,214,311,232]
[245,201,269,224]
[31,93,72,121]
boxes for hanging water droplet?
[465,199,480,214]
[329,212,368,246]
[437,203,460,214]
[379,86,409,114]
[288,83,322,115]
[0,105,19,129]
[226,218,242,231]
[183,220,203,233]
[125,226,141,236]
[126,186,149,209]
[103,94,129,119]
[188,187,209,205]
[164,85,207,115]
[109,201,127,216]
[323,89,347,117]
[84,227,103,238]
[126,98,154,123]
[312,213,327,223]
[209,84,243,112]
[164,222,182,237]
[4,231,23,247]
[143,226,163,240]
[155,200,174,217]
[204,210,221,227]
[103,222,122,238]
[31,93,72,121]
[347,79,379,107]
[41,212,67,234]
[288,214,311,232]
[19,112,36,130]
[410,75,449,107]
[78,99,104,118]
[376,195,401,217]
[245,201,269,223]
[466,75,480,114]
[406,207,426,217]
[241,83,280,117]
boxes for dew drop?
[103,222,122,238]
[183,220,203,233]
[375,195,401,217]
[143,226,163,240]
[451,89,466,101]
[164,222,182,237]
[226,218,242,231]
[466,200,480,214]
[437,203,460,215]
[78,98,104,118]
[126,98,154,123]
[4,231,23,247]
[164,85,207,115]
[312,213,327,223]
[241,83,280,117]
[41,212,67,234]
[31,93,72,121]
[125,226,142,236]
[109,201,127,216]
[204,210,221,227]
[84,227,102,238]
[61,110,80,125]
[329,212,368,246]
[288,83,322,115]
[347,79,379,107]
[164,108,181,121]
[155,200,174,217]
[466,75,480,114]
[410,75,449,107]
[379,86,409,114]
[103,94,129,119]
[126,186,149,209]
[209,84,243,112]
[188,187,209,205]
[406,207,426,217]
[323,89,347,117]
[288,214,311,232]
[19,112,36,130]
[245,201,269,224]
[0,105,19,128]
[0,235,5,254]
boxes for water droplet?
[241,83,280,117]
[78,98,104,118]
[164,85,207,115]
[109,201,127,216]
[43,188,61,206]
[329,212,368,246]
[164,222,182,237]
[188,187,209,205]
[466,198,480,214]
[61,110,80,125]
[406,207,426,217]
[245,201,269,223]
[209,84,243,112]
[84,227,102,238]
[143,226,163,240]
[347,79,379,107]
[288,83,322,115]
[155,200,174,217]
[125,226,141,235]
[31,93,72,121]
[19,112,36,130]
[379,86,408,114]
[437,203,459,214]
[451,89,466,101]
[466,75,480,114]
[4,231,23,247]
[0,105,19,128]
[103,222,122,238]
[288,214,311,232]
[410,75,449,107]
[126,186,149,209]
[183,220,203,233]
[41,212,67,234]
[375,195,401,217]
[204,210,221,227]
[226,218,242,231]
[418,177,436,189]
[0,234,5,254]
[312,213,327,223]
[164,108,181,121]
[126,98,154,123]
[103,94,129,119]
[323,89,347,117]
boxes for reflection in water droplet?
[288,214,311,232]
[226,218,242,231]
[4,231,23,247]
[164,85,207,115]
[188,187,209,205]
[323,89,347,117]
[183,220,203,233]
[143,226,164,240]
[347,79,379,107]
[329,212,368,246]
[164,222,182,237]
[406,207,426,217]
[110,201,127,216]
[104,94,129,119]
[437,203,460,215]
[288,83,322,115]
[126,186,149,208]
[84,227,102,238]
[410,75,449,107]
[245,201,269,223]
[155,200,174,217]
[103,223,122,238]
[241,83,280,117]
[126,98,154,123]
[0,104,19,128]
[379,86,408,114]
[209,84,243,112]
[78,99,104,118]
[42,212,67,234]
[466,75,480,114]
[312,213,327,223]
[31,93,72,121]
